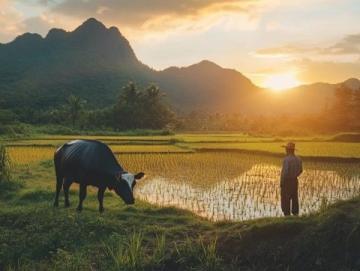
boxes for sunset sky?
[1,0,359,88]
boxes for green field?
[1,133,360,270]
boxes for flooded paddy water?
[120,152,360,221]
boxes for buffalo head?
[114,172,145,204]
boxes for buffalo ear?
[115,172,122,181]
[134,172,145,180]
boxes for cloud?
[48,0,261,33]
[295,58,360,83]
[22,16,54,35]
[0,0,24,42]
[0,0,81,43]
[251,32,360,85]
[321,34,360,55]
[255,44,316,58]
[256,33,360,58]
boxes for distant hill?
[0,18,359,116]
[153,60,260,112]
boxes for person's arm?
[297,157,303,177]
[280,158,288,186]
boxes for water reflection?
[135,163,360,221]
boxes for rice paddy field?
[2,133,360,270]
[4,133,360,221]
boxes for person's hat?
[282,142,296,150]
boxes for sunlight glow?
[263,73,301,91]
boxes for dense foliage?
[0,82,175,132]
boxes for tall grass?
[198,238,221,271]
[174,236,222,271]
[104,232,167,271]
[0,144,23,196]
[0,144,11,182]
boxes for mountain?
[154,60,260,112]
[0,18,358,116]
[0,18,151,109]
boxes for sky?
[1,0,359,88]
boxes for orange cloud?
[256,33,360,58]
[49,0,261,33]
[295,58,360,83]
[0,0,24,41]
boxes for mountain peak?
[195,60,220,68]
[343,78,360,90]
[45,28,67,41]
[12,32,43,45]
[74,18,107,33]
[344,78,360,83]
[83,17,105,26]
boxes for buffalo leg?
[97,187,106,213]
[53,176,63,207]
[63,178,72,207]
[77,184,87,212]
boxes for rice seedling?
[6,146,55,166]
[186,142,360,158]
[130,153,360,221]
[110,144,191,153]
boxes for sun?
[263,73,301,91]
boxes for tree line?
[0,82,175,133]
[0,82,359,135]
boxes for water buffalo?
[53,139,144,212]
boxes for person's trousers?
[281,180,299,216]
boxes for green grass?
[1,157,360,270]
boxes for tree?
[120,81,141,105]
[113,82,142,129]
[141,85,174,129]
[112,82,174,130]
[66,95,86,127]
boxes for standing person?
[280,142,303,216]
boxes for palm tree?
[66,95,86,127]
[120,81,141,105]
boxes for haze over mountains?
[0,18,359,116]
